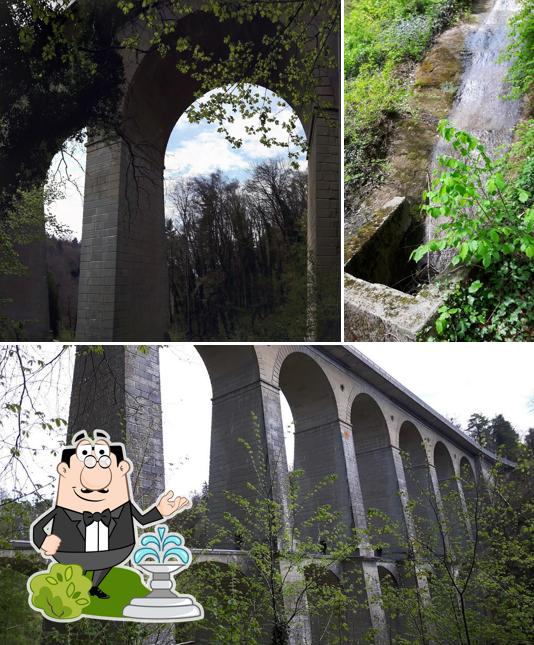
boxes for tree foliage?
[166,159,309,340]
[466,412,522,461]
[414,120,534,341]
[1,0,339,216]
[503,0,534,99]
[370,443,534,644]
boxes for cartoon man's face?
[56,435,132,512]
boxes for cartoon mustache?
[80,487,109,494]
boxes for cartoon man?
[30,430,190,599]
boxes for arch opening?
[351,394,405,557]
[304,563,346,644]
[378,566,406,642]
[279,351,352,543]
[434,442,466,544]
[460,456,477,516]
[164,85,308,341]
[398,422,436,531]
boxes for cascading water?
[426,0,523,273]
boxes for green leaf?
[468,280,483,294]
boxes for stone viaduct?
[63,343,505,644]
[1,1,340,342]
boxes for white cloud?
[164,131,251,179]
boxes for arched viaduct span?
[65,344,508,643]
[73,1,340,342]
[1,1,340,341]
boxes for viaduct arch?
[66,344,509,644]
[74,4,340,342]
[1,2,340,341]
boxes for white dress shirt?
[85,521,109,552]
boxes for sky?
[0,343,532,503]
[46,87,306,240]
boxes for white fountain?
[122,526,204,622]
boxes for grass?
[84,566,149,619]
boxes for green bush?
[344,62,407,183]
[503,0,534,98]
[28,563,91,621]
[414,120,534,340]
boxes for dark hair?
[60,444,125,466]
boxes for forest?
[165,160,308,340]
[45,159,309,341]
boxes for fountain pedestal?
[123,563,203,621]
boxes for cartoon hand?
[157,491,191,517]
[41,534,61,556]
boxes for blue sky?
[48,88,306,240]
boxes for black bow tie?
[83,509,112,527]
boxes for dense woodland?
[166,160,308,340]
[46,159,308,340]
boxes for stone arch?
[398,421,435,527]
[304,563,344,644]
[351,394,405,556]
[279,351,353,540]
[433,441,465,542]
[378,566,405,642]
[195,345,260,398]
[459,456,477,515]
[75,9,339,341]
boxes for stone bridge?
[2,1,340,342]
[57,344,506,643]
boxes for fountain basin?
[122,562,203,621]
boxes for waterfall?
[426,0,523,273]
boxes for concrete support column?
[306,20,340,342]
[76,136,168,341]
[391,447,419,542]
[205,379,290,543]
[428,464,451,553]
[294,417,387,643]
[68,345,164,506]
[201,359,311,644]
[454,472,474,539]
[294,418,355,540]
[307,101,340,341]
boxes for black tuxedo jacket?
[32,501,162,553]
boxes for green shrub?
[344,62,407,183]
[28,563,91,621]
[414,120,534,340]
[503,0,534,98]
